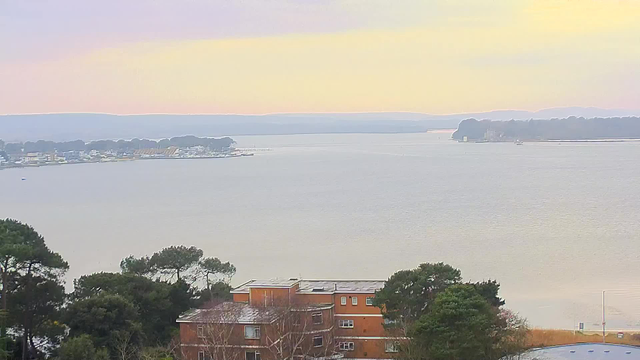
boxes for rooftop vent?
[312,287,325,292]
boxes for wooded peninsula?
[0,136,243,170]
[452,117,640,142]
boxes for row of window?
[338,319,354,328]
[337,341,399,353]
[197,341,399,360]
[339,296,374,306]
[197,325,262,339]
[338,341,355,351]
[198,317,368,340]
[199,350,264,360]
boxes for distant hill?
[1,107,638,142]
[452,117,640,141]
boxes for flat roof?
[298,280,385,294]
[232,279,385,294]
[522,343,639,359]
[177,302,280,324]
[177,302,335,324]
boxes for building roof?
[297,280,385,294]
[177,302,280,324]
[231,279,385,294]
[521,343,639,359]
[178,302,336,324]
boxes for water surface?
[1,132,639,329]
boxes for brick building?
[178,279,400,360]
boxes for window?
[293,313,301,326]
[385,341,400,353]
[312,312,323,325]
[340,296,347,306]
[198,351,205,360]
[246,351,261,360]
[244,326,260,339]
[338,319,354,328]
[366,297,374,306]
[313,336,324,347]
[351,296,358,305]
[384,318,398,325]
[339,342,355,351]
[197,324,205,338]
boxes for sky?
[1,0,639,115]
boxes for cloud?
[1,0,639,113]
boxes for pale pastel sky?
[1,0,639,115]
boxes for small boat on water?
[515,140,524,145]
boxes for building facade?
[178,279,399,360]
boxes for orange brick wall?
[334,294,380,314]
[180,323,269,347]
[233,293,249,302]
[249,287,297,307]
[294,293,334,305]
[192,287,392,360]
[335,316,385,337]
[335,338,391,359]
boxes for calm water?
[2,132,640,329]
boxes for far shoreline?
[0,153,254,171]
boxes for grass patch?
[527,329,640,348]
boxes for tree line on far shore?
[452,116,640,141]
[0,136,235,155]
[0,219,528,360]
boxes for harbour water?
[1,131,639,330]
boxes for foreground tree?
[373,262,461,331]
[64,294,144,352]
[376,263,527,360]
[149,246,203,282]
[8,275,66,358]
[119,256,154,277]
[56,335,109,360]
[411,285,501,360]
[0,219,68,360]
[199,258,235,289]
[71,272,190,345]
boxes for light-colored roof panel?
[522,344,639,360]
[231,279,300,293]
[298,280,385,294]
[232,279,385,294]
[177,302,280,324]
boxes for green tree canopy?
[411,284,500,360]
[149,246,203,282]
[8,275,66,356]
[63,294,143,350]
[71,272,191,345]
[472,280,505,308]
[56,335,109,360]
[198,257,236,293]
[0,219,68,360]
[119,256,154,277]
[375,263,527,360]
[373,262,461,324]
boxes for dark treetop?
[1,136,235,154]
[452,117,640,141]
